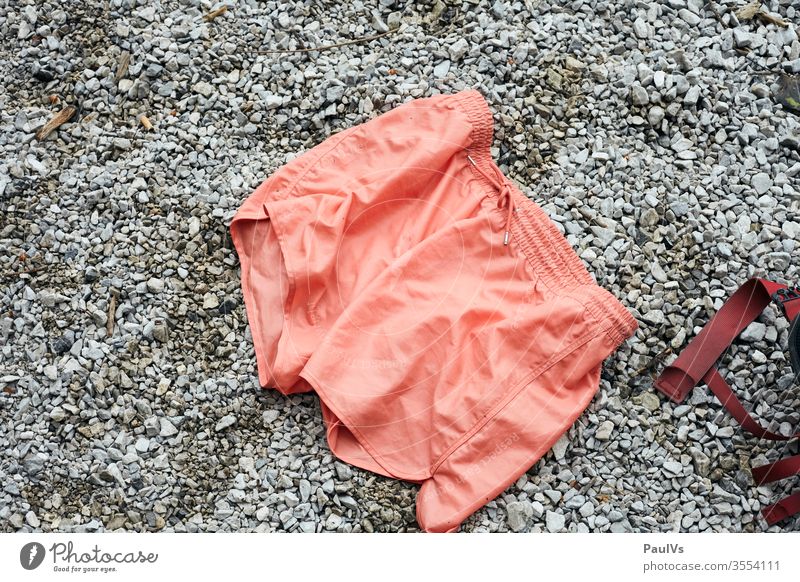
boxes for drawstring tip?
[503,231,510,246]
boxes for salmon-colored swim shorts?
[230,89,638,532]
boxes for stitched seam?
[429,320,615,474]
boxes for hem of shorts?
[253,200,302,393]
[420,319,625,531]
[450,89,638,346]
[428,318,616,478]
[299,367,432,483]
[230,216,274,390]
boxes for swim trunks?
[230,89,638,532]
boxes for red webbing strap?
[654,278,780,403]
[703,367,795,442]
[654,278,800,526]
[762,492,800,526]
[752,455,800,484]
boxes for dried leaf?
[140,115,153,131]
[757,11,788,27]
[35,105,76,140]
[48,94,59,104]
[776,73,800,113]
[736,0,761,21]
[115,51,130,82]
[203,5,227,22]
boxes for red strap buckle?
[772,286,800,319]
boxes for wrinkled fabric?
[230,89,638,532]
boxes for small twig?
[114,51,130,83]
[0,265,51,280]
[35,106,76,140]
[203,5,228,22]
[106,294,116,336]
[632,345,673,378]
[758,11,789,28]
[258,28,395,55]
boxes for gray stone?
[506,501,533,532]
[640,392,661,412]
[683,85,701,105]
[551,433,569,460]
[630,84,649,106]
[326,85,345,103]
[546,510,566,532]
[448,38,470,61]
[334,462,353,480]
[146,278,165,293]
[25,511,40,528]
[159,418,179,437]
[23,453,47,476]
[648,105,665,126]
[134,438,150,453]
[633,17,649,39]
[740,322,767,342]
[215,415,236,431]
[595,420,614,441]
[433,60,451,77]
[193,81,214,97]
[751,173,773,195]
[324,513,342,530]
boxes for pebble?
[23,453,47,476]
[595,420,614,441]
[146,278,165,293]
[433,60,451,77]
[215,415,237,431]
[202,293,220,310]
[740,322,767,342]
[324,513,342,530]
[26,511,40,528]
[630,85,649,106]
[648,106,665,126]
[546,511,566,532]
[633,17,649,40]
[751,172,773,195]
[448,38,470,61]
[506,501,533,532]
[551,434,569,460]
[683,85,701,105]
[640,392,661,412]
[159,418,179,437]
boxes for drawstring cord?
[467,155,516,246]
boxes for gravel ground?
[1,0,800,533]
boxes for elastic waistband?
[451,89,638,345]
